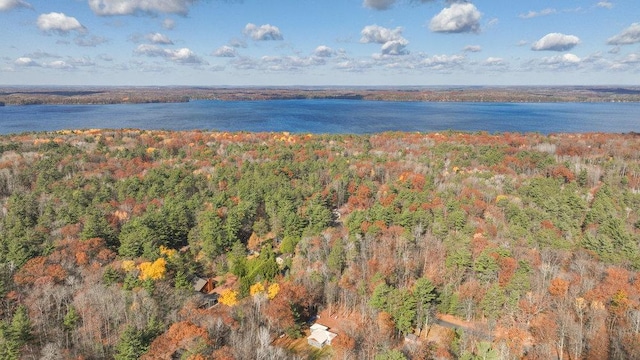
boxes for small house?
[307,323,337,349]
[192,276,216,293]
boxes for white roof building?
[307,323,337,349]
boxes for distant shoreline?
[1,86,640,105]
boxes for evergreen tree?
[114,326,147,360]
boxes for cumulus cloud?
[314,45,335,58]
[360,25,409,55]
[463,45,482,52]
[146,32,173,44]
[518,8,556,19]
[335,59,374,72]
[361,25,402,44]
[88,0,197,16]
[531,33,580,51]
[597,1,613,9]
[430,3,481,34]
[484,57,505,66]
[47,60,74,70]
[0,0,32,11]
[380,39,409,55]
[542,53,581,64]
[420,54,465,69]
[619,53,640,64]
[37,12,85,34]
[607,23,640,45]
[213,45,237,57]
[607,53,640,71]
[14,56,95,70]
[14,57,39,66]
[526,53,582,70]
[135,44,207,65]
[244,23,283,41]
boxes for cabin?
[307,323,337,349]
[192,276,216,293]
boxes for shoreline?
[2,86,640,105]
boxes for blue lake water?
[0,99,638,135]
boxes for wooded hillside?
[0,129,639,359]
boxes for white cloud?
[602,53,640,71]
[14,57,39,66]
[213,45,237,57]
[360,25,409,55]
[363,0,395,10]
[607,23,640,45]
[135,44,207,65]
[167,48,203,64]
[531,33,580,51]
[261,55,325,71]
[429,3,481,34]
[314,45,335,58]
[228,53,326,72]
[0,0,31,11]
[380,39,409,55]
[147,33,173,44]
[529,53,582,70]
[336,59,374,72]
[162,18,176,30]
[484,57,505,66]
[244,23,283,41]
[553,53,581,63]
[361,25,402,44]
[47,60,74,70]
[518,8,556,19]
[463,45,482,53]
[37,12,85,34]
[229,38,247,48]
[620,53,640,64]
[88,0,197,16]
[420,54,465,69]
[68,57,95,67]
[597,1,613,9]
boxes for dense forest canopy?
[0,129,639,359]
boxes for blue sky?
[1,0,639,86]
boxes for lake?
[0,99,638,135]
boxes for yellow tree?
[267,283,280,300]
[219,289,238,306]
[138,257,167,281]
[250,282,265,297]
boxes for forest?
[0,129,639,359]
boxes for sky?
[1,0,639,86]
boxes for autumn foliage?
[1,129,640,359]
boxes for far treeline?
[0,129,640,359]
[1,86,640,105]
